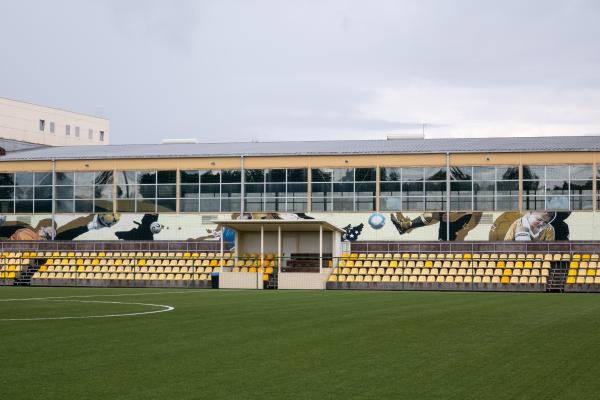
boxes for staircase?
[266,268,278,289]
[546,261,568,293]
[13,258,45,286]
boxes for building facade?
[0,136,598,242]
[0,97,109,146]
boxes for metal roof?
[0,138,47,153]
[1,135,600,161]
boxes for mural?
[0,210,590,242]
[342,223,364,242]
[390,212,483,241]
[0,213,120,241]
[490,211,571,241]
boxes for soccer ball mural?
[368,213,385,230]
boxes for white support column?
[220,224,224,271]
[260,224,264,289]
[446,152,450,242]
[234,228,239,267]
[277,225,282,274]
[332,230,336,268]
[319,224,323,273]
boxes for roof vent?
[161,138,198,144]
[386,132,425,140]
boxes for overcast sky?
[1,0,599,144]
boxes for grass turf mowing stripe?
[1,288,600,400]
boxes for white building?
[0,97,109,146]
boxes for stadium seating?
[28,251,236,288]
[5,250,600,292]
[327,252,571,292]
[0,251,28,285]
[564,255,600,292]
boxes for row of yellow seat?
[567,261,600,285]
[41,258,233,267]
[333,267,549,277]
[0,258,28,264]
[341,252,580,261]
[567,276,600,285]
[0,265,25,272]
[39,265,223,274]
[2,251,235,259]
[0,271,18,279]
[3,250,599,260]
[31,252,276,284]
[34,272,216,281]
[329,274,545,284]
[33,270,272,282]
[338,259,551,269]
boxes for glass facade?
[0,172,52,213]
[0,164,595,213]
[56,171,114,213]
[244,168,308,212]
[116,171,176,212]
[311,168,376,211]
[380,167,446,211]
[449,166,519,211]
[180,170,242,212]
[523,165,593,210]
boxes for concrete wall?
[219,271,263,289]
[0,97,109,146]
[278,270,332,289]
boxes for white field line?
[0,299,174,321]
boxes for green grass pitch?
[1,287,600,400]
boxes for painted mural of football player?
[0,218,56,240]
[504,211,555,241]
[390,211,483,241]
[0,213,120,241]
[54,213,121,240]
[115,214,163,240]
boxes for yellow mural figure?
[504,212,556,241]
[488,212,522,241]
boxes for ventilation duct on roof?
[161,138,198,144]
[386,132,425,140]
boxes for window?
[99,131,105,141]
[311,168,376,212]
[66,125,71,136]
[75,126,80,137]
[524,165,592,210]
[55,171,113,213]
[116,170,176,212]
[0,172,52,213]
[49,122,55,133]
[242,169,308,212]
[88,129,93,139]
[39,119,45,131]
[448,166,519,211]
[179,169,241,212]
[380,167,446,211]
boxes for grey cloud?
[0,0,599,144]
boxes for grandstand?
[2,135,600,292]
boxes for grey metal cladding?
[1,135,600,161]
